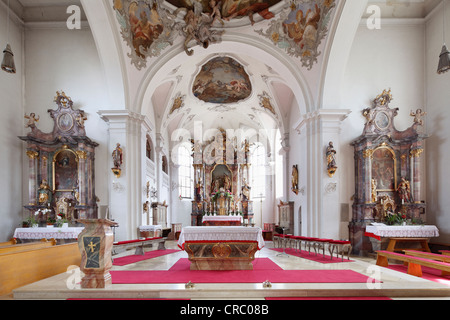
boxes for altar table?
[365,224,439,253]
[13,227,84,241]
[138,225,162,238]
[178,226,265,270]
[202,215,243,226]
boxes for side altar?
[19,91,99,225]
[177,226,265,270]
[350,90,428,255]
[190,128,253,226]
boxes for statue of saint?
[112,143,123,169]
[38,179,52,205]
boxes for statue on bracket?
[291,164,299,195]
[112,143,123,178]
[326,141,337,177]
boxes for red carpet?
[266,297,392,300]
[387,264,450,286]
[111,258,378,284]
[270,248,353,263]
[112,249,180,266]
[169,258,282,271]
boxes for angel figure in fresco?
[24,113,40,128]
[397,177,412,204]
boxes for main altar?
[190,128,253,226]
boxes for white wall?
[0,5,23,241]
[424,6,450,243]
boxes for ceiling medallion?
[255,0,336,70]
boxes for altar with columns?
[190,128,254,226]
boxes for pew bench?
[0,239,56,254]
[440,250,450,256]
[376,250,450,277]
[0,238,17,246]
[0,243,81,296]
[112,237,166,256]
[403,250,450,276]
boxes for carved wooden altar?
[19,91,99,223]
[350,90,427,255]
[190,129,253,226]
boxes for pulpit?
[77,219,118,288]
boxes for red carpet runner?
[110,258,378,284]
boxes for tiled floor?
[8,240,450,300]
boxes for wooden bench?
[0,239,56,254]
[376,250,450,277]
[0,238,17,246]
[440,250,450,256]
[0,243,81,296]
[112,237,166,256]
[403,250,450,276]
[386,237,431,253]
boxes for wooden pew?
[403,250,450,276]
[0,239,56,254]
[0,243,81,296]
[0,238,17,246]
[376,250,450,277]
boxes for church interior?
[1,0,450,303]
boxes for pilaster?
[295,109,351,239]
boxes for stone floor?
[6,240,450,300]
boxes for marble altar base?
[184,241,258,270]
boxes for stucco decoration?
[255,0,336,70]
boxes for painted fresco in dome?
[192,56,252,104]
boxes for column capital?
[294,109,351,134]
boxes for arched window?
[178,146,193,199]
[251,143,266,198]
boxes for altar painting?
[53,148,78,191]
[372,147,396,191]
[192,56,252,104]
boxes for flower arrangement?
[385,212,407,225]
[211,188,233,202]
[55,212,69,227]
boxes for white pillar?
[295,109,350,239]
[98,110,153,241]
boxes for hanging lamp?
[1,0,16,74]
[438,0,450,74]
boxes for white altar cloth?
[13,227,84,240]
[202,215,243,223]
[365,224,439,239]
[178,226,265,250]
[138,225,162,231]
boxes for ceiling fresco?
[113,0,338,70]
[192,56,252,104]
[255,0,336,69]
